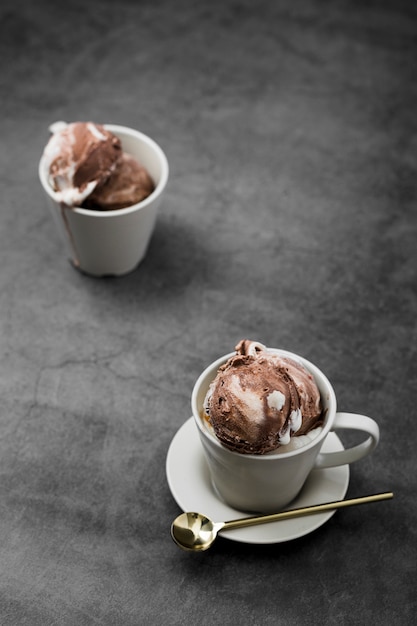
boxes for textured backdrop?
[0,0,416,624]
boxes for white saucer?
[166,417,350,544]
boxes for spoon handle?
[222,492,394,531]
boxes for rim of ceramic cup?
[38,124,169,217]
[191,348,336,460]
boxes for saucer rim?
[166,417,350,544]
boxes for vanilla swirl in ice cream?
[204,340,323,455]
[43,122,123,206]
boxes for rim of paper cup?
[38,124,169,217]
[191,348,336,460]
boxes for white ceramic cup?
[191,348,380,513]
[38,124,169,277]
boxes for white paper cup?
[192,349,380,513]
[38,124,169,277]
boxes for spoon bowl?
[171,513,220,552]
[171,492,393,551]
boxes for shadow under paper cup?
[38,124,169,277]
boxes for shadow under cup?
[191,349,379,513]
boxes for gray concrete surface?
[0,0,416,624]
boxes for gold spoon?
[171,492,393,551]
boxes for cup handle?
[314,412,380,469]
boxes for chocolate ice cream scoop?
[204,340,323,455]
[83,153,155,211]
[43,122,122,206]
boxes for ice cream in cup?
[38,121,169,277]
[192,340,380,513]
